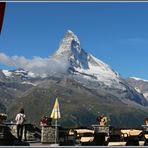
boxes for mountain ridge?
[127,77,148,101]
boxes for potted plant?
[97,115,108,126]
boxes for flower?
[40,116,52,126]
[101,116,108,125]
[97,115,108,126]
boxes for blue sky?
[0,2,148,79]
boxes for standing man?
[15,108,26,141]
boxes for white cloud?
[0,52,69,76]
[0,53,30,67]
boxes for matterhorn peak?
[53,30,89,69]
[67,30,74,34]
[52,30,122,87]
[55,30,81,56]
[64,30,80,45]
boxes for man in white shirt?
[15,108,26,141]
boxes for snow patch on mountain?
[28,71,37,78]
[2,70,12,77]
[74,54,120,84]
[130,77,148,82]
[134,87,141,93]
[21,81,37,86]
[143,92,148,98]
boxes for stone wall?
[41,126,59,144]
[92,125,110,135]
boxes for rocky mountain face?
[127,77,148,101]
[1,30,148,127]
[0,69,35,110]
[51,30,147,106]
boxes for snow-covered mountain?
[1,68,38,85]
[53,30,121,88]
[0,30,147,106]
[1,30,148,127]
[128,77,148,101]
[50,30,147,106]
[0,30,145,99]
[0,30,125,89]
[2,68,36,78]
